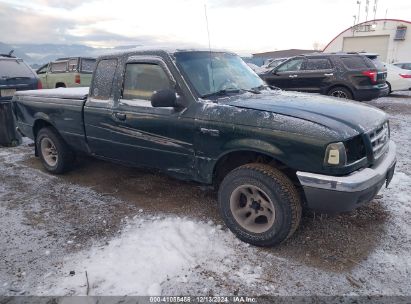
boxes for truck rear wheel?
[36,127,74,174]
[218,163,302,247]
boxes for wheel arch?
[326,84,354,97]
[212,147,298,188]
[55,82,66,88]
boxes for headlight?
[324,142,347,166]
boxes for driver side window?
[37,65,49,74]
[123,63,171,102]
[276,58,304,72]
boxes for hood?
[222,90,387,135]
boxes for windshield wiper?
[241,88,261,94]
[251,84,270,91]
[201,89,241,99]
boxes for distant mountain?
[0,42,144,65]
[0,42,32,61]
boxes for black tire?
[218,163,302,247]
[327,86,353,100]
[36,127,74,174]
[387,82,392,94]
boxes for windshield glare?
[175,51,264,97]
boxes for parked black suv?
[0,53,41,101]
[258,53,389,101]
[0,52,40,146]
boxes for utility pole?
[365,0,370,21]
[373,0,378,20]
[357,0,361,23]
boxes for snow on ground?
[1,92,410,296]
[43,217,236,296]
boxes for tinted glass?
[367,57,385,70]
[37,64,48,74]
[81,58,96,72]
[92,59,118,100]
[402,63,411,70]
[175,51,263,97]
[340,56,369,70]
[268,58,286,68]
[304,58,332,70]
[51,61,67,72]
[123,64,170,101]
[277,58,304,72]
[0,59,34,78]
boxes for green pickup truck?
[12,49,396,246]
[36,57,96,89]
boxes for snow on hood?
[222,89,388,135]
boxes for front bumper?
[296,141,396,213]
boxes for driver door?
[263,57,305,90]
[110,57,196,178]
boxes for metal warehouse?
[324,19,411,63]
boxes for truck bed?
[15,87,89,100]
[13,87,90,152]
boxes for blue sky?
[0,0,410,54]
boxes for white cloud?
[0,0,410,52]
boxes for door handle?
[200,128,220,137]
[324,73,334,76]
[114,112,126,121]
[289,75,298,78]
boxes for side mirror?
[271,68,278,75]
[151,89,177,107]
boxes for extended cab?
[12,49,396,246]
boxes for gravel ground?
[0,92,410,296]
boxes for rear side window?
[51,61,67,72]
[366,57,385,70]
[340,56,369,70]
[0,59,34,78]
[304,58,332,70]
[92,59,118,100]
[81,59,96,73]
[123,63,171,101]
[68,58,78,71]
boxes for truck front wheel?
[218,163,302,247]
[36,127,74,174]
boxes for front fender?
[196,138,291,184]
[222,138,284,159]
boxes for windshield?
[268,58,287,68]
[175,51,264,97]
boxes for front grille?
[369,122,389,160]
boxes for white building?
[324,19,411,63]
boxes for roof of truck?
[101,46,233,58]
